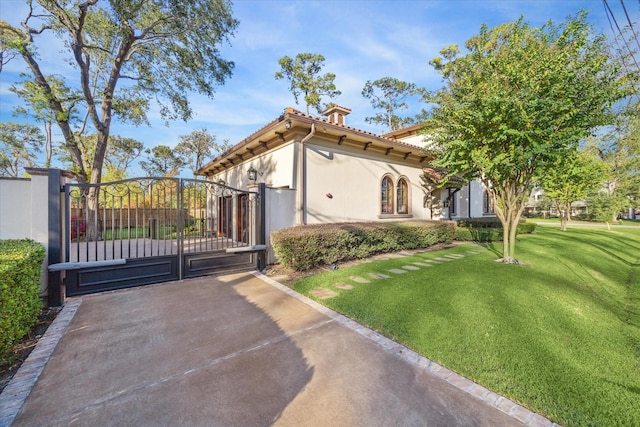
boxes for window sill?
[377,214,414,219]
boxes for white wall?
[264,187,296,264]
[0,178,32,239]
[0,173,51,296]
[304,138,431,223]
[213,143,296,190]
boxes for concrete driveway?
[3,272,552,426]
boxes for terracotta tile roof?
[197,107,433,175]
[284,107,424,151]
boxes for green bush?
[271,221,455,271]
[455,222,537,242]
[0,239,46,363]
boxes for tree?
[140,145,186,178]
[10,74,80,168]
[57,134,144,179]
[0,122,44,177]
[175,128,231,177]
[0,0,237,186]
[362,77,417,131]
[275,53,341,114]
[587,192,629,229]
[422,12,634,263]
[541,150,607,231]
[587,111,640,218]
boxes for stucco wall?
[304,138,431,224]
[264,187,296,264]
[0,178,32,239]
[214,143,296,190]
[0,174,51,296]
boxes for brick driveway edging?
[0,300,81,427]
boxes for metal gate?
[61,177,264,296]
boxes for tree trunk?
[493,184,526,264]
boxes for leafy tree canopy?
[422,11,635,263]
[275,53,341,115]
[176,128,231,176]
[0,0,238,185]
[140,145,186,177]
[362,77,417,131]
[0,122,44,177]
[540,149,607,230]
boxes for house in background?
[196,106,495,262]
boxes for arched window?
[396,178,409,214]
[381,176,394,214]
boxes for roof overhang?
[196,108,435,176]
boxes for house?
[196,106,495,262]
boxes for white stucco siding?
[211,143,296,190]
[0,178,33,239]
[304,140,430,224]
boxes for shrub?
[271,221,455,270]
[0,239,46,363]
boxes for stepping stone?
[413,262,433,267]
[389,269,407,274]
[334,282,354,290]
[402,265,420,271]
[434,257,454,262]
[444,254,465,259]
[369,273,390,279]
[350,276,371,284]
[310,288,338,299]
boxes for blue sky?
[0,0,637,175]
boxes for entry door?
[218,196,233,238]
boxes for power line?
[620,0,640,54]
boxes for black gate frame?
[51,177,265,298]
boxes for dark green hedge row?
[271,221,455,271]
[0,239,46,363]
[455,222,537,242]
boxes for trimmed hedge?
[455,222,537,242]
[271,221,455,271]
[0,239,46,363]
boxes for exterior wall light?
[248,166,257,182]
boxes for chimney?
[322,105,351,126]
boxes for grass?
[532,217,640,227]
[100,226,204,240]
[292,226,640,426]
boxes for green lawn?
[101,226,203,240]
[532,216,640,227]
[293,226,640,426]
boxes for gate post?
[47,169,67,306]
[256,183,266,271]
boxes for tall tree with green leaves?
[541,150,607,231]
[0,122,44,177]
[422,12,634,263]
[1,0,237,239]
[275,53,341,115]
[362,77,417,131]
[587,111,640,218]
[10,74,80,168]
[176,128,231,177]
[140,145,186,178]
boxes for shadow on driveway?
[10,272,531,426]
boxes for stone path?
[309,247,488,300]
